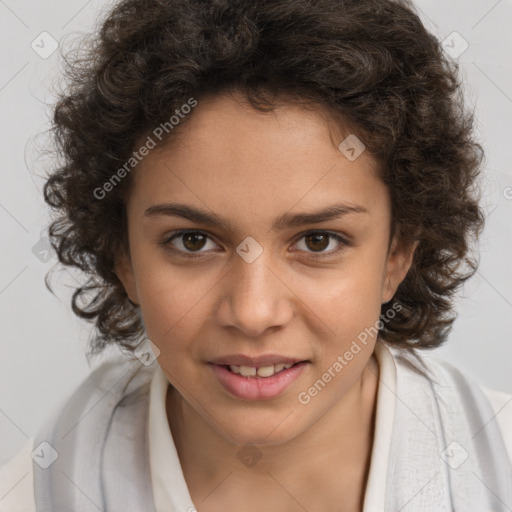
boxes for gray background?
[1,0,511,464]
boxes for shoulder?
[479,384,512,463]
[0,437,36,512]
[0,353,156,512]
[386,343,512,464]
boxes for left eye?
[162,230,349,257]
[293,231,347,255]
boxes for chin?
[211,409,303,447]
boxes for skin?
[115,92,416,511]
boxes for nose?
[214,249,295,338]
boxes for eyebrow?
[143,202,369,231]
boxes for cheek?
[293,256,386,336]
[131,254,223,355]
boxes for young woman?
[1,0,511,511]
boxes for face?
[115,92,414,446]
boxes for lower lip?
[209,362,308,400]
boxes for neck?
[166,354,379,510]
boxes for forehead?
[128,93,388,222]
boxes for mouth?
[208,360,309,400]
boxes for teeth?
[228,362,295,378]
[239,365,256,377]
[257,365,275,377]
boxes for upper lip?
[209,354,307,367]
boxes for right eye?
[161,230,221,257]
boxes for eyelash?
[160,229,352,260]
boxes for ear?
[114,249,140,306]
[381,236,418,304]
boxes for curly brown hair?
[43,0,485,359]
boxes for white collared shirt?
[1,341,511,511]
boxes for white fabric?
[385,345,512,510]
[1,341,511,511]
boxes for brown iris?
[182,232,207,251]
[304,233,329,252]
